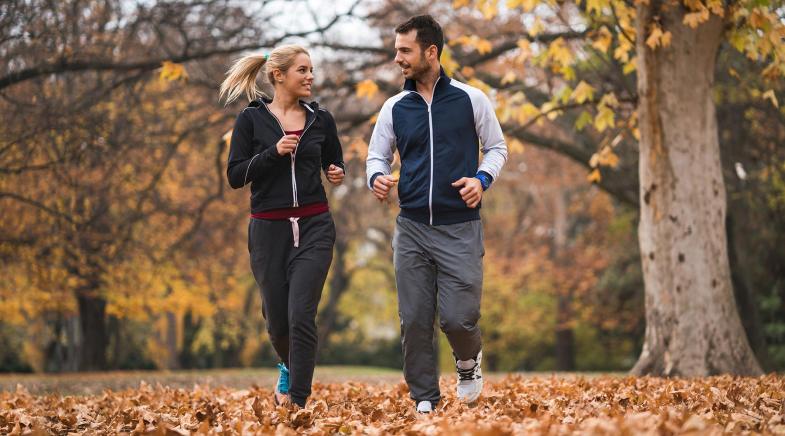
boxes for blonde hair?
[219,45,310,105]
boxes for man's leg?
[393,216,440,405]
[432,219,484,361]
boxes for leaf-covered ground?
[1,373,784,435]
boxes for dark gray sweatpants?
[392,215,484,404]
[248,212,335,407]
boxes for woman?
[220,45,345,408]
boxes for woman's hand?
[276,134,300,156]
[326,164,344,185]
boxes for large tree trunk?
[76,291,108,371]
[632,2,762,376]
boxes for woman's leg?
[248,218,292,366]
[284,212,335,407]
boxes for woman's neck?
[270,91,301,113]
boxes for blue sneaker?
[274,363,290,405]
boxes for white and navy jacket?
[366,68,508,226]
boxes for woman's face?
[276,53,314,98]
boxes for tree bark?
[553,189,575,371]
[76,291,108,371]
[632,2,762,376]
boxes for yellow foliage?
[516,103,540,125]
[477,0,498,18]
[762,89,779,108]
[585,0,609,16]
[507,137,525,153]
[501,71,517,85]
[683,10,709,28]
[645,25,671,49]
[614,36,634,63]
[594,105,615,132]
[516,39,533,65]
[455,35,493,55]
[441,46,461,77]
[355,80,379,100]
[159,61,188,82]
[592,27,613,53]
[623,57,637,75]
[467,78,492,94]
[575,110,593,131]
[595,146,620,168]
[529,17,545,37]
[572,81,596,104]
[587,168,602,183]
[508,0,539,12]
[547,38,573,67]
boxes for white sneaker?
[416,400,433,414]
[456,350,483,403]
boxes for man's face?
[394,30,432,80]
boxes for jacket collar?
[250,97,319,123]
[403,66,451,93]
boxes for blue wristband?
[475,172,492,191]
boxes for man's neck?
[415,65,441,103]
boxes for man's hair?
[395,15,444,58]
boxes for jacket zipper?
[412,78,440,226]
[262,102,317,207]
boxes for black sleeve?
[226,109,284,189]
[320,110,345,174]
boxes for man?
[366,15,508,413]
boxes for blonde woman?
[220,45,345,408]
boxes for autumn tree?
[0,0,357,371]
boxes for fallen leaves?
[1,374,783,434]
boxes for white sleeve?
[473,92,508,180]
[366,100,396,189]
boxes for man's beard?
[404,54,431,81]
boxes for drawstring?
[289,217,300,247]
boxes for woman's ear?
[272,69,283,83]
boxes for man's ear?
[426,45,439,62]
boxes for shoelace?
[457,363,477,381]
[277,362,290,394]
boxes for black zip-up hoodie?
[227,98,345,213]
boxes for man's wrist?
[369,172,384,189]
[474,171,493,191]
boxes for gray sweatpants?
[392,215,484,404]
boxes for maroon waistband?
[251,202,328,220]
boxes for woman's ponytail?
[219,54,268,105]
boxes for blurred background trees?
[1,0,783,374]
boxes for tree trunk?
[552,189,575,371]
[76,291,108,371]
[165,312,180,369]
[632,2,762,376]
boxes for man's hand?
[451,177,483,208]
[326,164,344,185]
[372,174,398,201]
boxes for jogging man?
[366,15,508,413]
